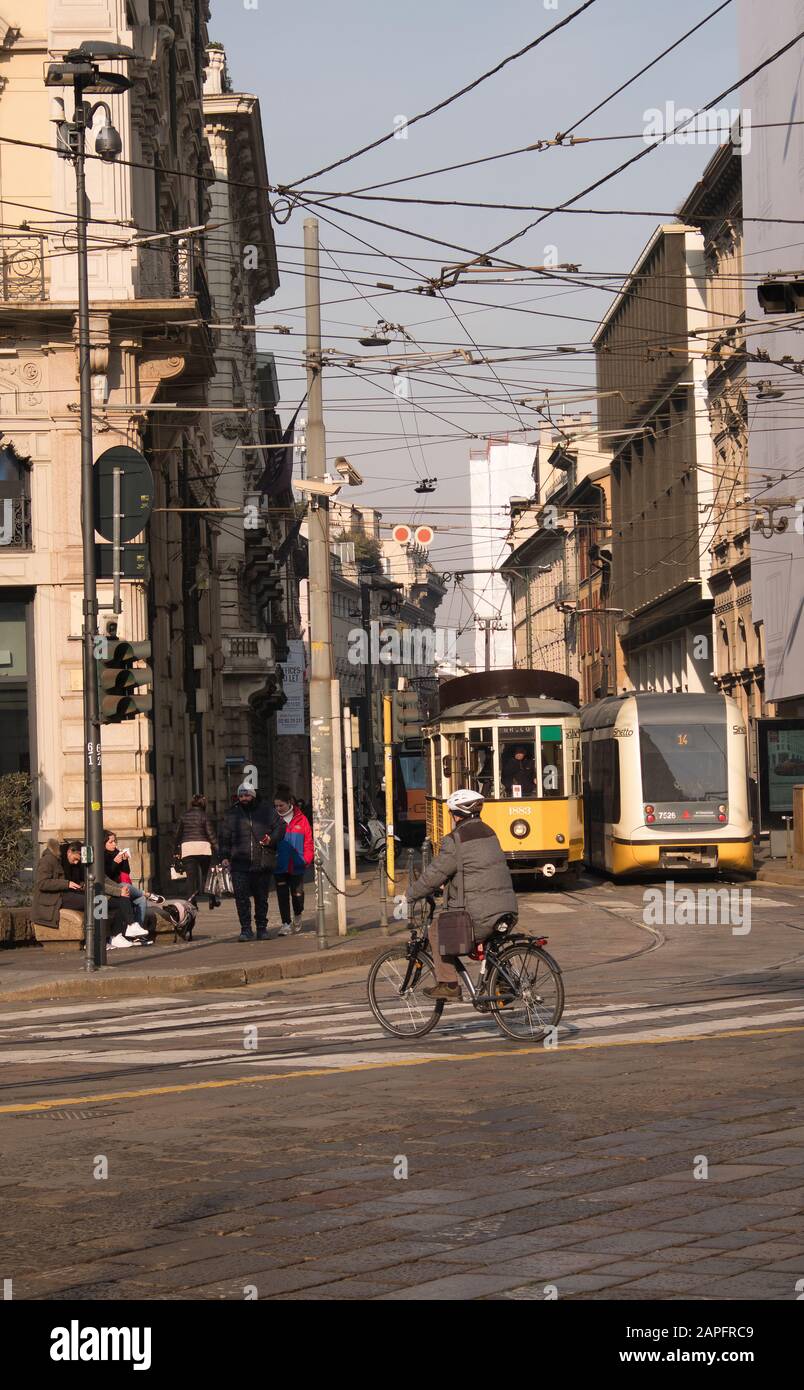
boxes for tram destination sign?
[499,724,536,737]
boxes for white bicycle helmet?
[447,788,485,817]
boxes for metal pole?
[383,691,395,897]
[484,617,491,672]
[74,96,106,970]
[304,217,338,939]
[361,579,377,814]
[330,678,347,935]
[314,852,327,950]
[344,705,358,882]
[112,465,122,617]
[378,851,389,930]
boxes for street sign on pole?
[93,445,154,542]
[95,544,149,579]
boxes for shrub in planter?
[0,772,32,894]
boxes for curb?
[0,936,395,1004]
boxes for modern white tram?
[581,692,753,877]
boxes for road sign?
[93,445,154,543]
[392,523,412,544]
[414,524,434,547]
[95,544,149,579]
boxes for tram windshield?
[639,723,728,803]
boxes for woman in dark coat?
[174,794,220,907]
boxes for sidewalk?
[0,874,397,1004]
[754,842,804,886]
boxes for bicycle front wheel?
[367,945,444,1038]
[487,942,564,1041]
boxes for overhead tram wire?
[283,0,600,188]
[471,27,804,265]
[291,0,736,206]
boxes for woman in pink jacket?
[273,785,314,935]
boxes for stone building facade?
[0,3,287,885]
[679,144,764,724]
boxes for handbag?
[436,829,476,959]
[170,857,187,882]
[205,863,234,897]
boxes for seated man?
[407,789,518,1002]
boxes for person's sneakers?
[255,928,269,941]
[292,914,304,934]
[423,982,462,1002]
[277,922,293,937]
[125,923,149,939]
[109,933,133,950]
[238,929,255,942]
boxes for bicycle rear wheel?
[367,945,444,1038]
[487,942,564,1041]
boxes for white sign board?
[277,638,306,735]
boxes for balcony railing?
[0,234,45,302]
[171,236,213,321]
[0,495,32,549]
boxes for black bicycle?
[367,899,564,1042]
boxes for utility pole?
[73,103,106,969]
[303,217,339,940]
[46,43,136,969]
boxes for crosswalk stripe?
[3,998,804,1067]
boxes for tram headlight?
[511,819,530,839]
[555,833,565,844]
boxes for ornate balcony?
[0,495,32,549]
[0,234,46,302]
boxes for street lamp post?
[46,43,134,969]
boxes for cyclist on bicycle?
[407,789,518,1002]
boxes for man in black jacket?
[219,783,285,940]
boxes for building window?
[0,599,30,775]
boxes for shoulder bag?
[435,829,476,959]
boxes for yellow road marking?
[2,1021,803,1116]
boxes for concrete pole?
[343,705,358,881]
[330,678,347,934]
[304,217,338,940]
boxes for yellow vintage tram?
[423,669,584,884]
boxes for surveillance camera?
[334,456,363,487]
[94,122,122,161]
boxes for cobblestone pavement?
[1,875,803,1300]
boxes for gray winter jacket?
[408,817,518,936]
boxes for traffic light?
[392,688,421,740]
[98,639,153,723]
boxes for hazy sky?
[215,0,740,644]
